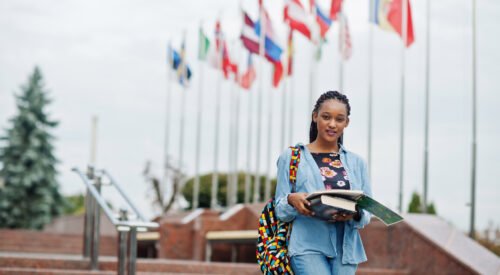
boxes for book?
[306,190,403,226]
[308,195,357,221]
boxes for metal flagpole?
[253,0,265,203]
[232,72,242,207]
[227,68,235,208]
[281,26,291,153]
[309,4,318,128]
[367,0,374,178]
[397,0,408,213]
[90,116,98,166]
[288,36,295,146]
[244,79,254,204]
[211,20,224,209]
[339,11,344,91]
[264,79,274,201]
[469,0,477,239]
[163,40,173,200]
[193,24,205,210]
[178,32,188,210]
[422,0,431,213]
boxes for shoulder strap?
[288,146,301,193]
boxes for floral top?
[311,152,351,190]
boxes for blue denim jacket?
[275,143,372,264]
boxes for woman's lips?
[326,130,337,136]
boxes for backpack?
[256,146,301,275]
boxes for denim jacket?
[275,143,372,264]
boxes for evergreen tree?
[0,67,65,229]
[407,191,437,215]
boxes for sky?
[0,0,499,233]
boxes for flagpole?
[193,23,205,210]
[397,0,408,213]
[288,35,295,146]
[178,32,188,210]
[422,0,431,213]
[233,71,242,207]
[227,66,235,208]
[469,0,477,239]
[253,0,265,203]
[367,1,374,178]
[339,11,344,91]
[211,20,224,209]
[264,78,274,201]
[309,4,318,129]
[163,40,173,200]
[244,76,254,204]
[281,26,291,153]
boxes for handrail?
[100,169,149,222]
[72,166,159,275]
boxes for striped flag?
[239,53,256,90]
[339,14,352,60]
[284,0,315,41]
[330,0,342,20]
[370,0,415,47]
[240,11,283,87]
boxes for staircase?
[0,251,409,275]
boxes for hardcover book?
[306,190,403,226]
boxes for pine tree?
[0,67,66,229]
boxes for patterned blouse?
[311,152,351,190]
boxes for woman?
[275,91,372,275]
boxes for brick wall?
[158,205,480,274]
[0,229,117,256]
[359,220,477,275]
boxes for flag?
[239,53,256,90]
[215,20,238,79]
[330,0,342,20]
[371,0,414,47]
[339,14,352,60]
[387,0,415,47]
[169,43,192,86]
[315,3,332,38]
[240,11,283,87]
[284,0,314,41]
[198,27,210,60]
[287,30,293,76]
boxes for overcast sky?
[1,0,499,233]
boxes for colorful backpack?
[256,146,301,275]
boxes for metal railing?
[72,166,159,275]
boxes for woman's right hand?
[287,193,314,216]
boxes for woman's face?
[313,99,350,144]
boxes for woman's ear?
[312,112,318,123]
[345,117,350,127]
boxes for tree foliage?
[182,172,276,208]
[408,191,437,215]
[0,67,66,229]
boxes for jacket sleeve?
[275,148,298,222]
[349,158,372,229]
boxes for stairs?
[0,252,409,275]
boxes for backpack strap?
[288,146,301,193]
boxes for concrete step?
[0,252,409,275]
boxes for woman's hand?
[330,212,355,222]
[287,193,314,216]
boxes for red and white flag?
[284,0,315,41]
[339,14,352,60]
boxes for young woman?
[275,91,372,275]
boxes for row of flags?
[168,0,415,89]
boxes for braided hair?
[309,91,351,144]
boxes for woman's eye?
[322,116,330,120]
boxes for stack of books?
[306,190,403,226]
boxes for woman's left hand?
[331,212,354,222]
